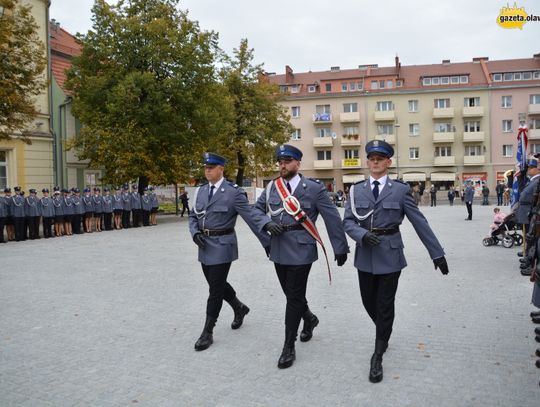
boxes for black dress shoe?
[536,359,540,369]
[229,297,250,330]
[535,327,540,336]
[194,316,217,351]
[536,348,540,357]
[533,316,540,324]
[531,310,540,318]
[300,310,319,342]
[536,335,540,343]
[277,330,297,369]
[518,252,524,257]
[369,353,383,383]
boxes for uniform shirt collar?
[369,174,388,188]
[530,174,540,181]
[210,177,225,191]
[284,174,301,194]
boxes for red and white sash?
[274,177,332,283]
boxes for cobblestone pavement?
[1,203,539,406]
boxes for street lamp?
[394,123,400,179]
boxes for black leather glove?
[534,266,540,282]
[193,232,206,249]
[433,256,449,275]
[263,221,284,236]
[335,253,347,266]
[264,246,271,257]
[362,232,381,247]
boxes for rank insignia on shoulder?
[308,178,321,184]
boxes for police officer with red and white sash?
[254,144,349,369]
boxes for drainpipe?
[58,97,72,187]
[46,1,56,187]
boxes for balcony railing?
[312,137,334,148]
[529,104,540,115]
[462,106,484,117]
[375,134,396,144]
[462,131,485,142]
[341,135,362,146]
[464,155,485,165]
[374,110,395,121]
[529,129,540,139]
[313,159,334,169]
[434,156,455,166]
[432,107,455,119]
[312,112,332,123]
[341,158,361,169]
[340,112,360,122]
[432,132,455,143]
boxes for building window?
[434,123,452,133]
[503,73,513,81]
[291,106,300,118]
[531,94,540,104]
[434,98,450,108]
[290,85,299,93]
[344,149,359,159]
[460,76,469,83]
[396,80,403,87]
[432,77,440,85]
[343,126,359,136]
[308,85,316,93]
[376,101,393,111]
[317,150,332,160]
[435,146,452,157]
[502,145,513,157]
[341,83,348,92]
[379,80,386,89]
[85,172,100,187]
[325,83,332,92]
[291,129,301,140]
[0,151,7,190]
[409,147,419,159]
[464,121,481,132]
[530,119,540,130]
[279,85,288,93]
[386,80,393,88]
[371,80,378,90]
[377,124,394,135]
[451,76,460,84]
[441,77,449,85]
[317,127,331,138]
[502,120,513,133]
[423,77,432,86]
[534,72,540,79]
[315,104,331,114]
[523,72,532,80]
[532,143,540,154]
[408,100,418,112]
[493,73,502,81]
[409,123,420,136]
[501,96,512,108]
[464,97,480,107]
[357,81,364,90]
[343,103,358,113]
[348,82,356,91]
[465,145,482,156]
[514,72,522,80]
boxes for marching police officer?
[343,140,449,383]
[254,144,349,369]
[11,186,25,241]
[189,153,271,352]
[25,188,41,239]
[40,188,55,238]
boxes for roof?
[49,23,82,94]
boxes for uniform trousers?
[0,217,5,242]
[43,217,54,238]
[142,210,150,226]
[27,216,40,239]
[357,270,401,343]
[103,212,113,230]
[275,263,312,332]
[132,209,142,227]
[122,210,131,228]
[465,202,473,220]
[201,263,235,319]
[181,202,190,216]
[71,214,82,234]
[14,216,25,241]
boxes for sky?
[49,0,540,75]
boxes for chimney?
[442,59,450,64]
[330,66,340,72]
[285,65,293,83]
[534,53,540,59]
[472,57,489,62]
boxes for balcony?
[432,107,455,119]
[340,112,360,122]
[374,110,395,121]
[462,131,485,142]
[375,134,396,144]
[434,156,455,166]
[313,160,334,169]
[312,137,334,148]
[464,155,485,165]
[312,112,333,124]
[462,106,484,117]
[529,128,540,140]
[341,135,362,146]
[341,158,361,169]
[432,132,455,143]
[529,104,540,115]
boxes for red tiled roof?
[49,23,82,94]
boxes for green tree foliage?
[219,39,293,186]
[66,0,230,185]
[0,0,47,141]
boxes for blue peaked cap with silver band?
[365,140,394,158]
[276,144,303,161]
[203,152,227,166]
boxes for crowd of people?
[0,184,159,243]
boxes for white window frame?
[343,103,358,113]
[530,119,540,130]
[316,104,331,114]
[464,121,481,132]
[291,129,301,140]
[502,120,513,133]
[409,123,420,136]
[523,72,532,80]
[290,85,299,93]
[514,72,522,81]
[441,77,449,85]
[503,73,513,81]
[409,147,419,159]
[435,146,452,157]
[532,143,540,154]
[434,98,450,108]
[325,83,332,92]
[371,80,379,90]
[349,82,357,91]
[464,97,480,107]
[377,124,394,135]
[307,85,316,93]
[530,94,540,105]
[451,76,460,84]
[502,145,513,157]
[408,100,418,112]
[341,83,348,92]
[465,145,482,156]
[423,77,432,86]
[432,77,440,85]
[0,151,8,190]
[493,73,502,82]
[317,127,331,138]
[343,126,359,136]
[434,123,452,133]
[376,101,393,112]
[460,76,469,83]
[291,106,300,118]
[501,95,512,108]
[317,150,332,160]
[344,149,359,159]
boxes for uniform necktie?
[286,182,292,194]
[209,185,215,200]
[372,180,380,200]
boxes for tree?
[65,0,231,185]
[219,39,293,186]
[0,0,47,141]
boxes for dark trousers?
[181,202,190,217]
[497,193,503,205]
[122,210,131,228]
[132,209,142,227]
[201,263,235,319]
[358,270,401,343]
[72,214,82,234]
[14,216,25,241]
[0,217,5,242]
[142,210,150,226]
[103,212,113,230]
[29,216,40,239]
[43,217,54,238]
[466,202,473,219]
[430,196,436,207]
[275,263,312,332]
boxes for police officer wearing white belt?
[254,144,349,369]
[343,140,449,383]
[189,153,271,352]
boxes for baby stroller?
[482,212,523,248]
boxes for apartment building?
[265,54,540,194]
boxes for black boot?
[531,310,540,318]
[229,297,250,330]
[369,340,388,383]
[536,349,540,358]
[194,316,217,351]
[300,308,319,342]
[278,330,296,369]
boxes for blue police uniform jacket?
[464,185,475,203]
[11,195,25,217]
[121,192,132,211]
[72,195,84,215]
[131,192,141,210]
[102,195,113,213]
[113,193,123,210]
[516,176,539,225]
[63,195,74,216]
[53,195,64,216]
[189,181,271,266]
[254,175,349,265]
[25,195,41,217]
[39,196,55,217]
[343,179,444,274]
[0,196,7,218]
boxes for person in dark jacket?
[180,190,190,217]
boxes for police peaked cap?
[203,152,227,166]
[14,186,21,191]
[42,188,49,193]
[4,188,11,193]
[53,186,60,191]
[83,187,90,193]
[72,187,80,193]
[365,140,394,158]
[528,157,539,167]
[276,144,303,161]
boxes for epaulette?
[393,179,408,185]
[227,181,239,189]
[198,182,208,187]
[354,180,367,186]
[307,177,321,184]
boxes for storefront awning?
[430,172,456,182]
[402,172,426,182]
[343,174,365,183]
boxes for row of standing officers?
[0,184,159,242]
[189,142,448,384]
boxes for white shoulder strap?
[350,183,374,221]
[192,186,205,216]
[266,180,285,216]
